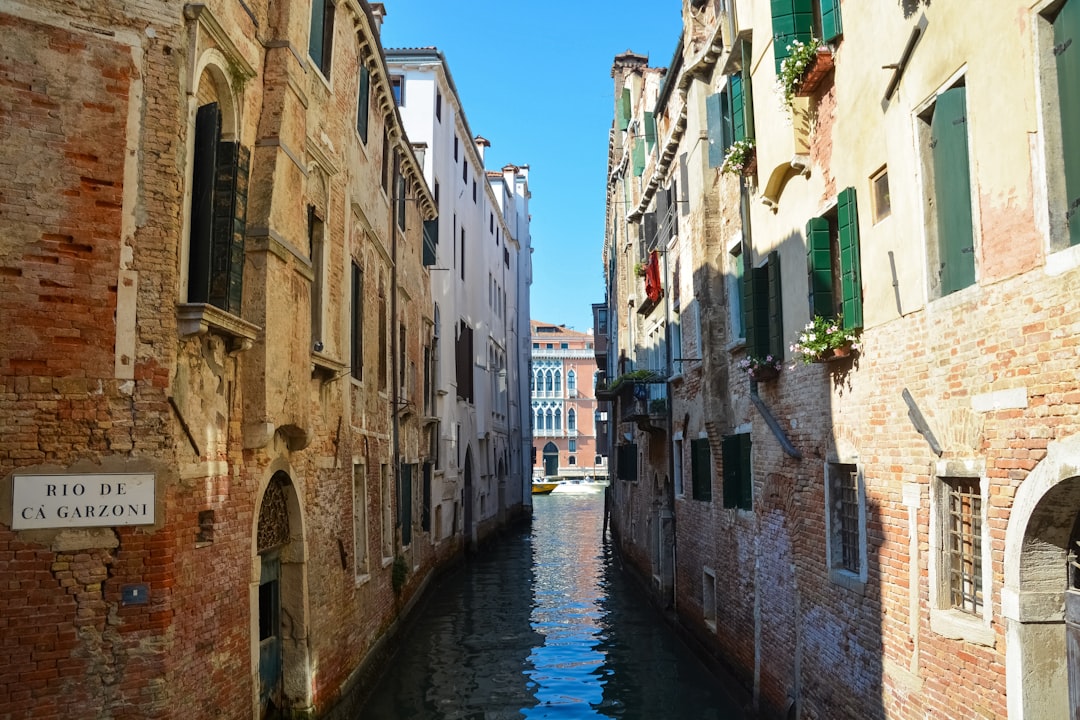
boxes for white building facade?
[385,48,534,544]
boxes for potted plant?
[738,354,782,382]
[790,314,861,364]
[633,261,647,277]
[777,38,833,108]
[720,138,757,176]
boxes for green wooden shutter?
[820,0,842,43]
[632,137,645,176]
[617,88,631,130]
[423,218,438,267]
[931,86,976,295]
[691,438,712,501]
[357,64,370,143]
[644,111,657,149]
[771,0,814,74]
[720,88,734,152]
[741,43,756,141]
[209,141,248,314]
[706,93,724,167]
[1055,0,1080,246]
[767,251,784,361]
[737,433,753,510]
[806,216,834,318]
[730,73,746,143]
[837,187,864,329]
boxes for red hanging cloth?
[644,250,662,303]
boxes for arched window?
[554,409,562,431]
[568,409,576,431]
[554,370,562,393]
[545,408,553,430]
[545,370,553,394]
[530,373,535,392]
[185,67,247,316]
[567,370,577,392]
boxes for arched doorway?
[543,441,559,477]
[255,471,310,719]
[1004,434,1080,719]
[463,448,474,549]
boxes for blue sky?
[381,1,683,334]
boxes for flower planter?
[813,343,856,363]
[794,47,834,97]
[748,365,779,382]
[741,148,758,177]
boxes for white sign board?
[11,473,156,530]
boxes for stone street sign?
[11,473,156,530]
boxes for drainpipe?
[391,154,401,552]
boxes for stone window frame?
[823,459,868,593]
[178,8,259,351]
[1033,0,1080,270]
[702,566,717,633]
[929,459,995,646]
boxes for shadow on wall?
[901,0,931,18]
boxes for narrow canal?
[355,491,748,719]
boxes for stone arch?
[251,466,311,718]
[191,49,241,139]
[463,446,475,550]
[1003,433,1080,719]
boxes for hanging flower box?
[720,139,756,176]
[739,354,781,382]
[790,315,861,365]
[794,46,834,97]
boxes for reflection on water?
[356,492,746,720]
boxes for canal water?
[356,491,748,719]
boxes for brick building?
[529,321,606,482]
[0,1,525,718]
[598,0,1080,718]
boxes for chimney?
[370,3,385,33]
[474,135,491,165]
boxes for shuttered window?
[617,88,632,131]
[356,64,370,143]
[820,0,843,42]
[930,86,975,296]
[771,0,814,74]
[644,111,657,149]
[806,188,863,329]
[690,438,712,501]
[767,250,784,360]
[189,102,248,315]
[722,433,752,510]
[806,216,833,317]
[744,251,783,359]
[706,93,724,167]
[308,0,335,77]
[837,187,864,330]
[1055,0,1080,246]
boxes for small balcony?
[595,370,668,434]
